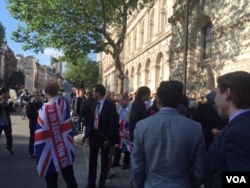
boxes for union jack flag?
[35,97,75,177]
[116,119,133,153]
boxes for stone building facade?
[97,0,250,96]
[0,41,17,87]
[16,55,60,92]
[1,39,62,91]
[3,46,17,87]
[169,0,250,95]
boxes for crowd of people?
[0,70,250,188]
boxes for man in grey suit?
[132,80,206,188]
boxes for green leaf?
[6,0,155,93]
[64,56,98,90]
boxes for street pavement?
[0,107,132,188]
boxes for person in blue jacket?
[208,71,250,188]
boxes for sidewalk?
[74,135,132,188]
[0,108,132,188]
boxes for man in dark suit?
[85,84,119,188]
[0,87,14,155]
[195,91,227,150]
[27,91,43,158]
[72,88,85,132]
[208,71,250,188]
[129,86,150,141]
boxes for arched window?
[131,67,135,92]
[155,52,163,86]
[145,59,151,86]
[203,22,212,59]
[124,70,129,92]
[137,63,142,87]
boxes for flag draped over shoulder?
[35,97,74,177]
[116,119,132,153]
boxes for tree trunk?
[117,76,124,94]
[114,55,125,94]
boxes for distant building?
[16,55,62,92]
[50,56,62,74]
[0,41,17,88]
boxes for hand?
[212,128,220,136]
[103,140,111,148]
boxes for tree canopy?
[64,56,98,90]
[6,0,154,93]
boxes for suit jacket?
[0,101,12,127]
[195,102,221,149]
[208,111,250,188]
[79,98,93,126]
[129,98,149,141]
[72,96,84,115]
[132,108,206,188]
[85,99,119,144]
[27,100,43,129]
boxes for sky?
[0,1,96,67]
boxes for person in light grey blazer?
[132,80,207,188]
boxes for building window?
[128,35,131,56]
[203,22,212,59]
[134,28,137,50]
[131,67,135,92]
[149,9,155,38]
[137,63,142,87]
[130,35,133,53]
[145,59,151,86]
[141,20,144,46]
[160,0,167,30]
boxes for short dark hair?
[217,71,250,109]
[157,80,183,108]
[136,86,151,99]
[94,84,106,97]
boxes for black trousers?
[113,147,130,166]
[45,165,78,188]
[0,124,13,150]
[88,134,110,188]
[29,126,35,154]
